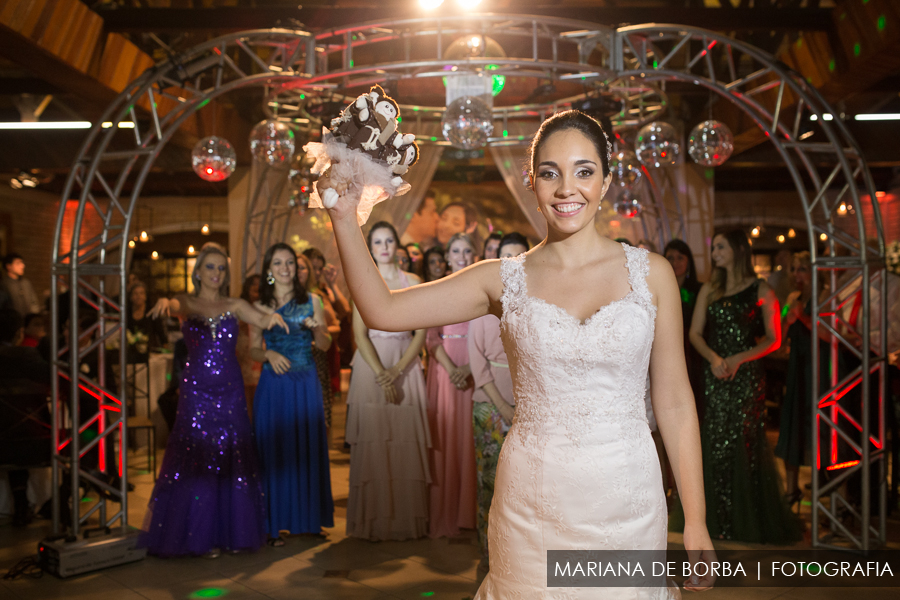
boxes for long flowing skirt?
[254,368,334,536]
[427,359,476,538]
[140,372,267,556]
[475,417,674,599]
[345,334,431,540]
[671,362,800,544]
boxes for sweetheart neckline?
[524,290,642,326]
[185,311,234,325]
[517,243,641,327]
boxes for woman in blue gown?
[141,243,287,557]
[251,243,335,544]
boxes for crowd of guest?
[2,220,899,561]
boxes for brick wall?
[0,187,62,305]
[0,189,228,305]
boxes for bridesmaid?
[252,243,335,544]
[396,245,412,273]
[427,232,478,538]
[345,221,431,540]
[683,229,799,543]
[482,231,503,261]
[405,243,424,278]
[422,246,448,283]
[664,239,704,420]
[468,232,527,570]
[301,253,339,433]
[142,243,287,557]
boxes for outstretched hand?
[267,313,290,333]
[149,298,170,319]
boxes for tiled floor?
[1,386,897,599]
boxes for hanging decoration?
[442,96,494,150]
[442,35,507,97]
[303,84,418,223]
[610,150,643,191]
[614,195,642,219]
[191,136,237,181]
[288,155,313,214]
[635,121,680,168]
[687,120,734,167]
[249,119,296,167]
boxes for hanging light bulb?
[128,240,135,248]
[750,226,761,238]
[777,234,786,243]
[139,230,150,242]
[838,202,848,216]
[201,224,210,235]
[151,251,160,260]
[788,228,796,238]
[820,233,828,241]
[188,245,196,255]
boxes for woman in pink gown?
[345,222,431,540]
[426,232,478,538]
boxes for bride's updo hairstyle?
[526,110,612,190]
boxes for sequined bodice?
[499,244,656,444]
[262,297,315,373]
[182,312,241,381]
[705,280,764,357]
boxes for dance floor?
[1,382,897,600]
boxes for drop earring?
[266,272,275,285]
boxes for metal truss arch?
[53,19,886,554]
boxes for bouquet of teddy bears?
[303,85,419,224]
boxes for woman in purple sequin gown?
[140,243,288,557]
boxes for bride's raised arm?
[318,174,502,332]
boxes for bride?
[318,110,715,598]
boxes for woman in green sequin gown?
[672,230,800,543]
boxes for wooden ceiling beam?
[0,0,252,151]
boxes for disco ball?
[191,136,236,182]
[635,121,680,168]
[614,196,642,219]
[249,119,296,167]
[688,120,734,167]
[610,150,643,190]
[441,96,494,150]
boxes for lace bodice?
[499,243,656,446]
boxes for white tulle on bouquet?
[303,130,412,225]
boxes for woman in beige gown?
[345,221,431,540]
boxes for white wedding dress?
[475,244,675,600]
